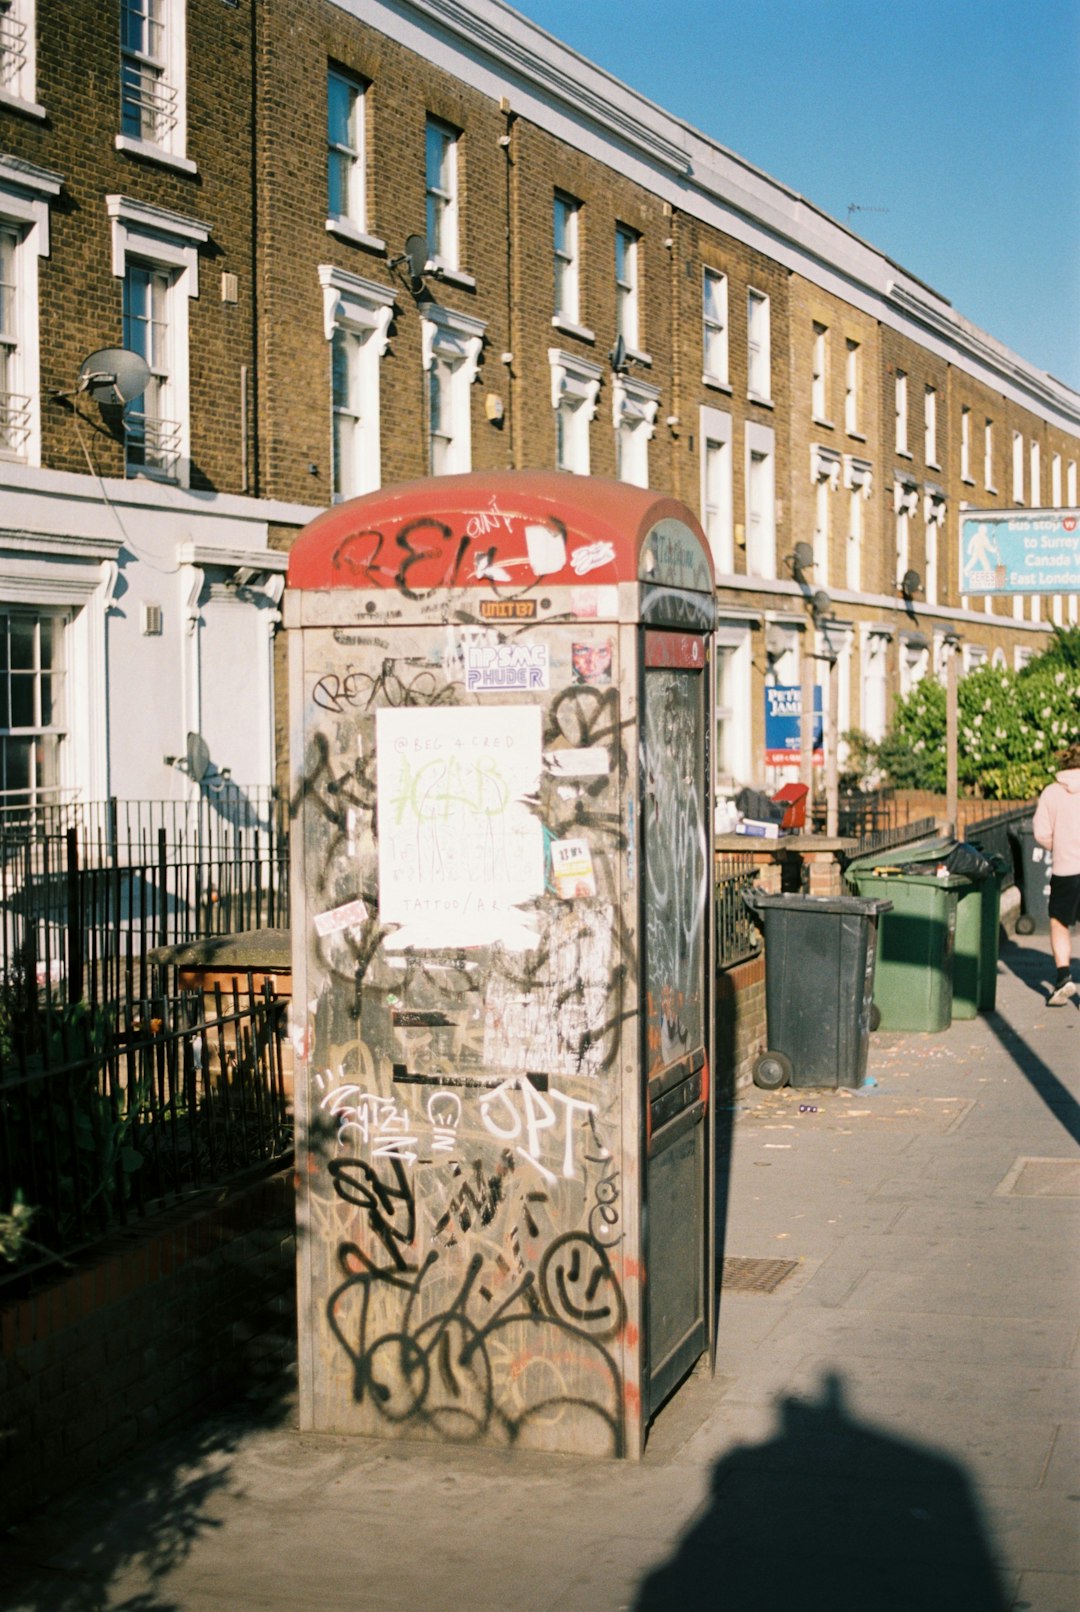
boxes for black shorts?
[1048,873,1080,928]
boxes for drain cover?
[996,1157,1080,1198]
[722,1256,799,1294]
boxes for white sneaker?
[1047,978,1077,1006]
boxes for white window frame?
[843,454,872,592]
[844,339,860,435]
[553,191,587,334]
[0,531,120,805]
[700,405,733,575]
[894,369,908,455]
[714,620,752,788]
[614,223,640,352]
[810,443,841,588]
[0,605,67,811]
[1051,452,1062,506]
[327,68,376,246]
[0,0,42,116]
[421,303,484,476]
[984,418,995,491]
[1012,430,1024,502]
[860,626,892,742]
[924,487,946,607]
[745,420,776,579]
[123,258,180,480]
[319,265,394,502]
[893,473,919,588]
[0,156,58,469]
[117,0,193,174]
[925,386,938,468]
[425,116,460,274]
[702,268,728,388]
[747,288,771,402]
[548,348,601,475]
[1030,440,1041,506]
[811,323,828,422]
[612,372,659,488]
[108,194,207,491]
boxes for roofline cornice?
[346,0,1079,430]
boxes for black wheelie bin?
[744,889,892,1090]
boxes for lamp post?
[943,631,962,834]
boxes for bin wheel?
[869,1003,881,1031]
[753,1050,793,1090]
[1016,914,1036,935]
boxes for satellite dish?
[901,569,923,598]
[78,347,151,406]
[610,334,627,372]
[186,731,211,784]
[403,234,428,286]
[792,541,815,576]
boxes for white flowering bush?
[872,627,1080,799]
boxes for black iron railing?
[0,977,291,1287]
[716,855,762,969]
[0,797,289,1013]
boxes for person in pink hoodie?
[1033,739,1080,1005]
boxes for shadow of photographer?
[634,1371,1008,1612]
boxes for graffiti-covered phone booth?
[285,470,716,1458]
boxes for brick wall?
[716,953,767,1093]
[0,1171,296,1529]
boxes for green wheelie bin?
[849,839,1004,1018]
[846,863,966,1031]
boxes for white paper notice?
[376,706,544,950]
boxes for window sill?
[986,484,998,496]
[0,88,47,120]
[551,316,596,344]
[325,218,387,254]
[427,261,477,291]
[115,135,198,177]
[703,374,732,394]
[895,448,913,460]
[625,346,652,368]
[846,429,866,442]
[747,391,774,409]
[927,460,941,473]
[961,474,976,486]
[812,415,835,431]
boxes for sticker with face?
[571,640,613,685]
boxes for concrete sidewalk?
[1,931,1077,1612]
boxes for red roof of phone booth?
[286,470,711,593]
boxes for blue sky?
[516,0,1080,393]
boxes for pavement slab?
[0,929,1076,1612]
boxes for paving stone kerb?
[0,929,1075,1610]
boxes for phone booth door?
[641,627,711,1418]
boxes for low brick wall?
[0,1170,296,1529]
[717,953,767,1092]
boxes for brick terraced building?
[1,0,1077,807]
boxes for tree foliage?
[864,627,1080,799]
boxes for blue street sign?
[959,509,1080,594]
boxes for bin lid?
[849,867,968,889]
[744,890,893,917]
